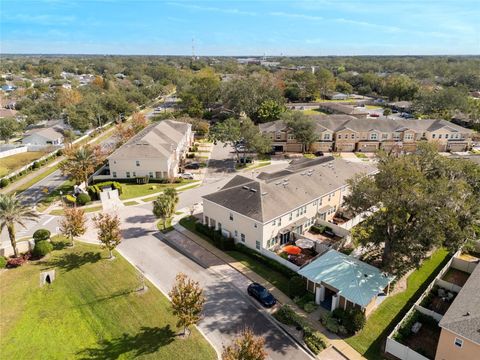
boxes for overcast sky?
[1,0,479,55]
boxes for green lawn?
[179,217,291,295]
[0,151,47,177]
[0,238,215,360]
[49,205,103,216]
[124,200,139,206]
[119,180,194,200]
[345,248,450,359]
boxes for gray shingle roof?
[108,120,190,160]
[24,127,63,141]
[203,157,376,222]
[439,263,480,344]
[259,116,473,134]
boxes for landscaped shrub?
[0,256,7,268]
[88,181,123,200]
[0,178,10,188]
[310,225,326,234]
[273,305,305,327]
[56,149,63,156]
[329,308,366,334]
[33,240,53,258]
[303,328,327,354]
[294,292,315,308]
[64,194,76,204]
[321,312,348,335]
[76,193,91,206]
[186,153,195,159]
[7,254,31,268]
[32,161,40,169]
[304,301,318,313]
[288,276,307,298]
[33,229,51,243]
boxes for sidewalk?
[173,220,365,360]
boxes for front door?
[280,232,290,244]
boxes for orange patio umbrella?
[282,245,301,255]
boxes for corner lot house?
[298,249,394,316]
[22,127,64,146]
[435,264,480,360]
[202,157,376,253]
[107,120,193,180]
[260,115,474,153]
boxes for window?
[370,133,378,140]
[351,134,355,139]
[126,171,131,178]
[445,134,449,139]
[267,239,271,248]
[132,172,136,177]
[218,223,222,231]
[338,134,342,139]
[255,241,260,250]
[272,219,276,225]
[432,134,436,139]
[289,212,292,221]
[288,134,295,140]
[439,134,442,139]
[313,200,318,206]
[405,133,414,140]
[324,133,331,140]
[149,172,153,178]
[112,171,117,178]
[454,338,463,348]
[241,233,245,242]
[254,223,257,228]
[278,217,281,226]
[382,133,388,139]
[234,230,238,237]
[276,133,281,140]
[136,160,140,167]
[229,213,233,221]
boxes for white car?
[180,172,194,180]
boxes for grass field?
[119,180,195,200]
[0,151,47,177]
[0,237,216,360]
[345,248,450,359]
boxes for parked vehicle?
[247,282,277,308]
[369,113,380,117]
[180,172,194,179]
[314,151,324,157]
[185,162,200,170]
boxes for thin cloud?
[8,14,75,26]
[270,12,323,21]
[334,18,402,33]
[167,2,257,16]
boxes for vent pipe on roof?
[242,185,249,190]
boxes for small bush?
[186,153,195,159]
[76,193,91,206]
[33,240,53,258]
[321,312,348,335]
[7,254,31,268]
[33,229,51,243]
[288,276,307,298]
[57,149,63,156]
[273,305,305,327]
[32,161,40,169]
[310,225,326,234]
[304,301,318,313]
[0,178,10,188]
[64,194,76,204]
[0,256,7,268]
[303,328,327,354]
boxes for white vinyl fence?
[0,145,28,158]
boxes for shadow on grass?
[361,252,452,360]
[77,326,175,360]
[44,251,102,272]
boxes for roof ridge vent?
[250,188,257,193]
[242,185,249,190]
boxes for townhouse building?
[107,120,193,180]
[202,156,376,253]
[259,115,474,153]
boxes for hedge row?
[88,181,123,200]
[194,222,235,251]
[0,150,62,188]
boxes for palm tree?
[153,188,179,230]
[0,193,39,258]
[60,144,105,185]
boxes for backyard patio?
[420,285,457,315]
[441,268,470,287]
[401,317,441,360]
[277,240,319,267]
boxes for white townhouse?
[202,157,376,253]
[107,120,193,180]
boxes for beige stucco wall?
[435,329,480,360]
[109,156,174,179]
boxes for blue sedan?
[247,283,277,308]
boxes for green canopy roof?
[298,249,395,308]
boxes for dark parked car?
[185,162,200,170]
[314,151,324,157]
[369,113,380,117]
[247,283,277,308]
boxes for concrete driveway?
[117,225,312,360]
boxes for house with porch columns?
[298,249,395,316]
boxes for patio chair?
[438,288,446,297]
[411,322,422,334]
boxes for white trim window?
[454,338,463,348]
[288,134,295,140]
[404,133,414,140]
[369,133,378,140]
[275,133,281,140]
[324,133,331,140]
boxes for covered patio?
[298,249,395,316]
